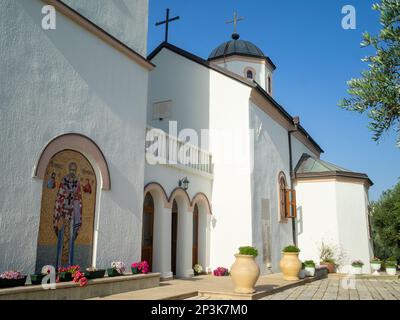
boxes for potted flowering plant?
[193,264,203,276]
[84,267,106,280]
[279,245,302,281]
[131,261,150,275]
[107,261,125,277]
[0,271,27,289]
[370,258,382,275]
[72,270,88,287]
[57,266,80,282]
[230,246,260,294]
[304,260,316,277]
[351,260,364,274]
[30,265,53,285]
[213,267,229,277]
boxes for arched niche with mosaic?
[35,150,97,272]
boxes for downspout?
[288,116,300,246]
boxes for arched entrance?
[192,204,199,267]
[36,150,97,271]
[171,200,178,275]
[142,193,154,270]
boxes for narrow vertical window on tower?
[247,70,253,79]
[267,75,272,94]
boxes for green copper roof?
[296,154,349,174]
[295,154,373,186]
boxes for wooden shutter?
[285,189,297,218]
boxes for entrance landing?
[91,272,327,300]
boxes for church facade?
[0,0,373,277]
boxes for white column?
[177,208,193,278]
[153,205,173,280]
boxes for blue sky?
[148,0,400,201]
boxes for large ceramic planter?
[230,254,260,294]
[386,267,397,276]
[0,276,27,289]
[320,262,335,274]
[279,252,302,281]
[305,267,315,277]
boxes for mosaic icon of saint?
[83,179,92,195]
[53,162,82,268]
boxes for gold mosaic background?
[38,150,96,246]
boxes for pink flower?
[79,277,88,287]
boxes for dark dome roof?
[208,34,265,60]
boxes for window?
[279,173,288,222]
[278,172,297,221]
[244,67,256,80]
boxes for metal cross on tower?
[226,10,245,35]
[155,8,180,43]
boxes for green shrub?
[238,246,258,257]
[304,260,316,268]
[385,261,397,268]
[283,245,300,253]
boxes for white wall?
[335,181,373,273]
[0,0,149,274]
[296,180,340,264]
[296,179,373,273]
[208,69,254,271]
[63,0,149,56]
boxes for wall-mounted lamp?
[178,177,189,191]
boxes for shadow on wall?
[297,206,303,236]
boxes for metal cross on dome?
[226,10,245,35]
[155,8,180,43]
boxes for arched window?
[246,70,254,79]
[244,67,256,80]
[279,172,288,222]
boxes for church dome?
[208,34,265,60]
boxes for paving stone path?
[261,277,400,300]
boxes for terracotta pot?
[320,262,336,273]
[230,254,260,294]
[279,252,302,281]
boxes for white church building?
[0,0,374,279]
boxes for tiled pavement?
[261,277,400,300]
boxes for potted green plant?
[370,258,382,275]
[304,260,316,277]
[107,261,125,277]
[84,267,105,280]
[0,271,27,289]
[318,242,344,273]
[385,260,397,276]
[279,245,302,281]
[351,260,364,275]
[230,246,260,294]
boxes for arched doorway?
[142,193,154,270]
[171,200,178,275]
[192,204,199,267]
[36,150,97,271]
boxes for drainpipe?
[288,116,300,246]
